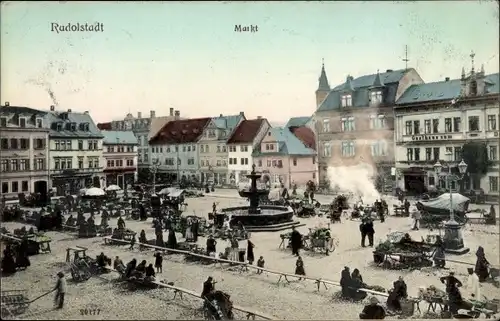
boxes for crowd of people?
[1,241,31,275]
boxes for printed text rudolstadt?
[51,23,104,33]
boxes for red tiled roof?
[149,117,211,144]
[227,119,266,144]
[290,126,316,150]
[97,122,112,130]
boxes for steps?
[244,221,304,232]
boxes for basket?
[400,299,415,316]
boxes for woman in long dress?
[475,246,490,282]
[247,240,255,264]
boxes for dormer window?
[470,80,477,96]
[65,123,71,131]
[84,123,90,131]
[1,117,7,127]
[341,94,352,107]
[36,118,43,128]
[56,122,63,131]
[71,122,77,131]
[19,118,26,128]
[370,91,383,105]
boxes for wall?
[151,143,199,177]
[0,129,50,197]
[254,155,316,188]
[49,138,104,171]
[228,144,253,183]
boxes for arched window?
[470,80,478,96]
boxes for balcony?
[50,167,104,176]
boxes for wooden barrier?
[101,236,387,296]
[103,266,274,320]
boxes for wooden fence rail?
[102,236,391,296]
[103,266,274,320]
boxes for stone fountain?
[221,164,302,232]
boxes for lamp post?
[151,158,160,194]
[433,155,469,254]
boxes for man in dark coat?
[290,227,302,256]
[359,219,368,247]
[139,204,147,221]
[440,271,463,314]
[403,199,410,217]
[167,228,177,249]
[365,219,375,247]
[206,235,217,254]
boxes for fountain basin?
[238,189,269,199]
[221,205,302,232]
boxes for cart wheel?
[327,238,336,253]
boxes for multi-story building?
[0,103,50,200]
[98,108,181,182]
[252,127,317,188]
[394,63,499,200]
[101,131,139,189]
[226,117,271,185]
[148,117,211,183]
[198,113,245,185]
[44,106,105,195]
[313,63,424,189]
[285,116,318,184]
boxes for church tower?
[316,59,330,108]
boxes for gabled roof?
[227,118,267,144]
[97,122,112,130]
[149,117,211,145]
[0,105,48,129]
[289,126,316,150]
[148,116,182,140]
[285,116,310,128]
[253,127,315,157]
[44,110,103,138]
[318,68,410,111]
[396,72,500,105]
[102,130,138,145]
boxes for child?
[154,252,163,274]
[256,256,265,274]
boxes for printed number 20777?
[80,309,100,316]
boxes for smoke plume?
[326,163,380,204]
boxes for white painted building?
[226,118,271,185]
[394,66,499,200]
[44,107,105,195]
[148,117,211,183]
[101,131,139,189]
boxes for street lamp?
[151,158,160,194]
[433,155,469,254]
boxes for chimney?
[4,102,9,106]
[138,112,142,118]
[169,108,174,116]
[67,109,72,112]
[220,114,223,117]
[50,105,55,111]
[445,77,450,82]
[239,111,245,117]
[386,69,393,73]
[150,110,156,118]
[84,111,89,114]
[175,110,180,117]
[257,116,262,119]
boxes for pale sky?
[1,1,499,124]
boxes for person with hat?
[440,271,463,315]
[206,234,217,255]
[359,296,386,319]
[53,272,67,309]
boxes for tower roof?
[317,60,330,91]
